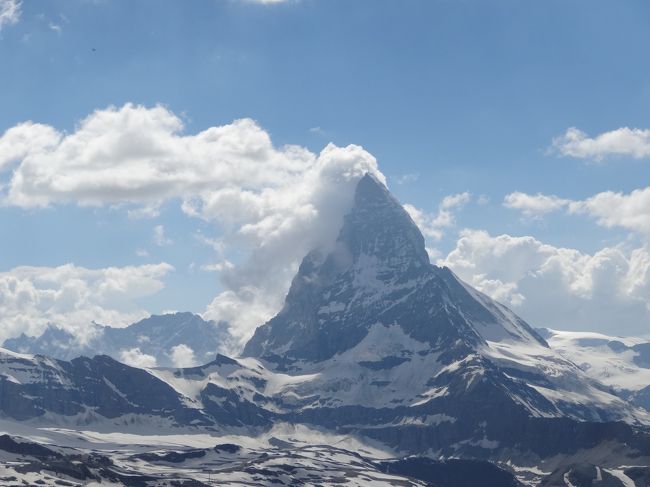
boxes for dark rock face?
[0,347,277,427]
[540,463,631,487]
[213,443,241,454]
[631,385,650,412]
[3,312,227,367]
[624,466,650,486]
[380,458,522,487]
[135,449,207,463]
[0,435,59,458]
[0,350,206,424]
[200,382,272,427]
[68,355,205,422]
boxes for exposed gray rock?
[245,173,547,366]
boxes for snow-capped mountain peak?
[243,174,647,426]
[245,174,547,365]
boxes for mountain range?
[1,174,649,486]
[3,312,229,368]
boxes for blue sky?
[1,0,649,343]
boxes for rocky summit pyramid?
[245,173,549,365]
[244,174,637,416]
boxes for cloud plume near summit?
[0,104,384,345]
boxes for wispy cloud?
[136,248,150,258]
[309,126,329,137]
[477,194,490,205]
[396,173,419,185]
[0,0,21,31]
[49,22,62,34]
[201,260,235,273]
[504,192,573,219]
[153,225,172,246]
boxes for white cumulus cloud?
[120,347,158,368]
[576,187,650,236]
[553,126,650,161]
[0,104,384,348]
[504,186,650,237]
[0,122,60,172]
[169,343,197,368]
[440,229,650,336]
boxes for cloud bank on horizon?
[0,262,173,342]
[441,230,650,335]
[1,106,649,346]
